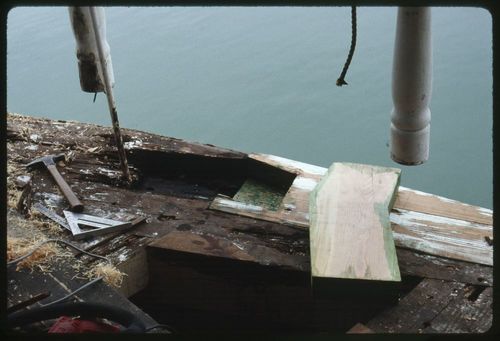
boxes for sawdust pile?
[28,211,64,235]
[7,163,22,209]
[7,237,60,272]
[85,262,126,288]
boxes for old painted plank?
[395,186,492,226]
[309,162,401,282]
[391,208,493,266]
[232,178,285,211]
[250,153,491,226]
[396,248,493,286]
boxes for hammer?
[26,154,84,212]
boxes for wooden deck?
[6,113,493,333]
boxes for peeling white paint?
[96,167,120,177]
[398,187,493,218]
[124,139,143,149]
[292,177,318,191]
[393,231,492,266]
[478,207,493,217]
[391,208,493,266]
[397,186,431,195]
[15,175,31,187]
[118,253,128,262]
[390,209,492,232]
[215,198,263,212]
[24,144,38,151]
[39,192,65,207]
[232,242,245,251]
[29,134,41,143]
[88,192,109,201]
[254,154,327,175]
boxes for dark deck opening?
[127,244,424,332]
[128,150,297,205]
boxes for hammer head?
[26,154,66,170]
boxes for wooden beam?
[309,162,401,283]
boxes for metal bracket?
[63,210,132,240]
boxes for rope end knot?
[336,78,348,87]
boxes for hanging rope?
[336,6,357,86]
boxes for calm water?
[7,7,492,209]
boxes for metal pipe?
[390,7,432,165]
[88,7,131,182]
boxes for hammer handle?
[46,164,84,212]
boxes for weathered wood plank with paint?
[391,208,493,266]
[309,163,401,282]
[209,154,322,229]
[396,248,492,286]
[395,186,492,226]
[211,153,493,267]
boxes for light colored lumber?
[309,162,401,282]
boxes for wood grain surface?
[309,162,401,282]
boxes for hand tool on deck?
[33,203,71,231]
[26,154,84,212]
[63,210,132,240]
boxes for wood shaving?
[85,262,126,288]
[7,236,57,272]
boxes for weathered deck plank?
[396,248,492,286]
[366,278,492,333]
[395,186,492,226]
[391,208,492,266]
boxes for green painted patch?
[233,178,286,211]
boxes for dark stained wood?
[366,278,492,333]
[420,287,493,333]
[139,242,402,332]
[396,248,493,286]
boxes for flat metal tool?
[33,203,71,231]
[63,210,132,240]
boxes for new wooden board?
[309,162,401,282]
